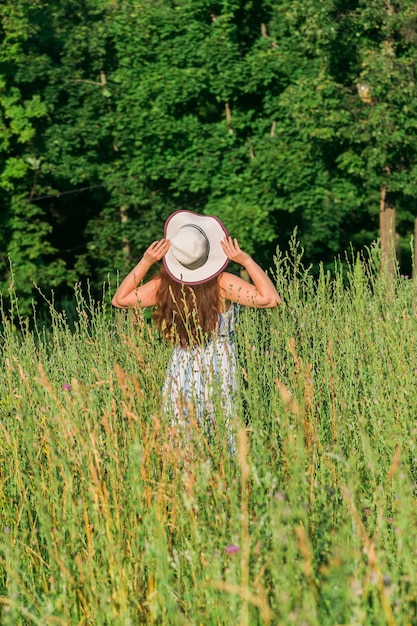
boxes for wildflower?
[62,383,72,391]
[225,544,240,554]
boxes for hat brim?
[163,210,229,284]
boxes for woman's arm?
[219,237,281,308]
[111,239,170,308]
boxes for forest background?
[1,0,417,314]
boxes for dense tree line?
[1,0,417,312]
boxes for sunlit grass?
[1,245,417,625]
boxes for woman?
[112,210,281,444]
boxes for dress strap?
[218,303,238,340]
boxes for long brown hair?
[153,265,222,347]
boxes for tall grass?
[1,245,417,625]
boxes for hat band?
[173,224,210,270]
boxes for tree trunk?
[413,217,417,314]
[120,204,131,264]
[379,185,397,277]
[414,216,417,280]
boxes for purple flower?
[225,544,240,554]
[62,383,72,391]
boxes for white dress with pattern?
[162,304,238,438]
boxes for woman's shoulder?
[218,271,236,282]
[218,271,238,291]
[218,271,250,301]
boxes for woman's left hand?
[143,238,170,265]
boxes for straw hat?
[163,210,229,284]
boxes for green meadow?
[1,245,417,625]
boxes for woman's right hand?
[221,236,252,267]
[219,236,281,308]
[143,238,170,265]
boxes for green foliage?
[1,0,417,310]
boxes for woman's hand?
[221,236,252,267]
[112,238,169,309]
[143,238,170,265]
